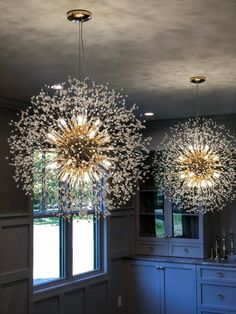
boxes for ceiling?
[0,0,236,119]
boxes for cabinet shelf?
[140,212,160,216]
[173,212,199,217]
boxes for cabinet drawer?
[136,242,168,256]
[170,243,202,258]
[198,309,236,314]
[199,283,236,310]
[198,266,236,282]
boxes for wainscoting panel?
[33,280,109,314]
[0,279,29,314]
[64,288,86,314]
[0,216,31,314]
[109,259,125,314]
[0,220,29,273]
[88,282,108,314]
[110,210,135,259]
[34,296,59,314]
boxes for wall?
[0,107,31,314]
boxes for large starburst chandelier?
[155,76,236,213]
[8,10,150,218]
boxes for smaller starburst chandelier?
[155,76,236,213]
[8,9,150,219]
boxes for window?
[33,152,105,289]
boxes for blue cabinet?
[126,260,197,314]
[126,260,162,314]
[162,263,197,314]
[197,265,236,313]
[198,310,236,314]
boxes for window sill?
[33,271,108,300]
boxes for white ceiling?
[0,0,236,119]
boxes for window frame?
[33,211,107,292]
[32,151,108,292]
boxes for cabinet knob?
[184,248,189,254]
[155,266,164,270]
[217,272,224,278]
[217,293,224,300]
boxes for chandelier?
[8,10,150,218]
[155,76,236,213]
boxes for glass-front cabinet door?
[138,152,167,239]
[136,151,204,258]
[139,190,165,238]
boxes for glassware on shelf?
[221,229,227,260]
[229,230,234,255]
[214,236,220,261]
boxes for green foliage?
[33,151,59,212]
[33,151,95,214]
[34,217,60,225]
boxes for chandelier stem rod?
[81,21,85,60]
[78,22,81,80]
[77,21,86,80]
[196,82,200,118]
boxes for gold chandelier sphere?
[8,78,150,218]
[155,118,236,213]
[178,144,220,189]
[46,112,113,186]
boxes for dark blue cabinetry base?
[125,259,197,314]
[125,258,236,314]
[197,265,236,314]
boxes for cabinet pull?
[217,272,224,278]
[217,293,224,300]
[184,248,189,253]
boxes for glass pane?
[33,151,43,212]
[33,217,61,285]
[140,191,164,213]
[155,209,165,238]
[140,209,165,238]
[73,216,98,276]
[173,214,199,239]
[33,151,59,213]
[140,214,156,237]
[45,152,59,211]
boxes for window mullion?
[66,218,73,280]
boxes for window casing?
[33,152,106,290]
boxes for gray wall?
[0,107,31,314]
